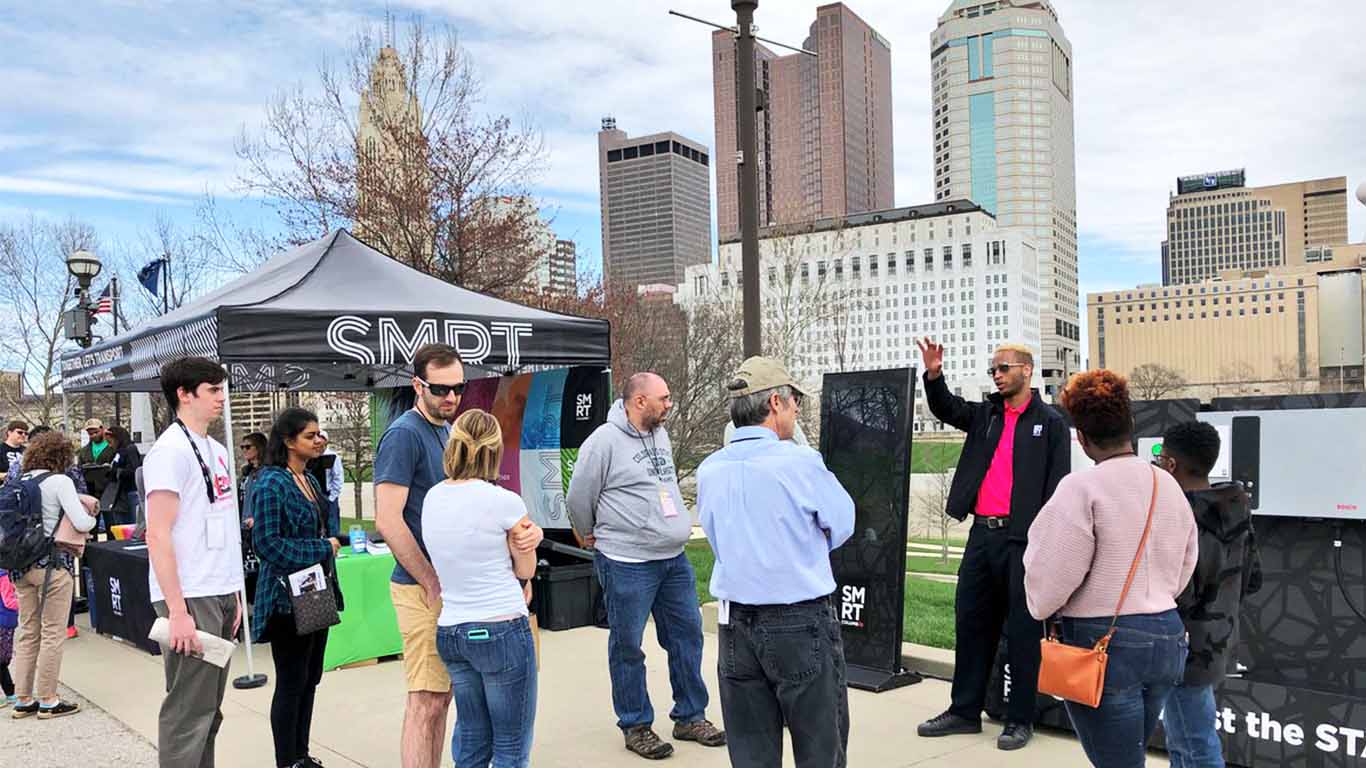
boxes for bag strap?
[1096,467,1159,648]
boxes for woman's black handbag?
[280,487,342,636]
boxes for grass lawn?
[910,441,963,474]
[903,576,957,649]
[684,540,958,650]
[905,554,960,576]
[908,535,968,549]
[339,516,376,534]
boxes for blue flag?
[137,258,166,295]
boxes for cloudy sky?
[2,0,1363,352]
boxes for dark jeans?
[1061,610,1188,768]
[437,617,537,768]
[950,524,1042,724]
[1164,683,1225,767]
[593,551,708,731]
[718,597,849,768]
[267,614,328,768]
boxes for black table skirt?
[83,540,160,654]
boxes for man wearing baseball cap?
[696,356,857,767]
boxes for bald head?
[623,372,673,432]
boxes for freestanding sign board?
[819,368,921,692]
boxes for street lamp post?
[63,249,102,434]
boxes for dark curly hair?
[1060,370,1133,449]
[21,431,75,474]
[1162,421,1221,477]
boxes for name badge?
[659,487,679,518]
[1033,424,1043,438]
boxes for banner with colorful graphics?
[400,366,609,529]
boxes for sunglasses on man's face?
[416,377,466,398]
[988,363,1027,377]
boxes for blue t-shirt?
[374,409,451,584]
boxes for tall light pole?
[732,0,761,358]
[669,6,814,359]
[63,249,103,429]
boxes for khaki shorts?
[390,582,450,693]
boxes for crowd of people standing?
[1,336,1264,768]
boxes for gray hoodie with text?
[566,400,692,561]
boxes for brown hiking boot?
[624,725,675,760]
[673,719,726,747]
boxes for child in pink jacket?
[0,572,17,707]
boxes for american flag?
[93,283,113,315]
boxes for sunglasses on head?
[416,377,466,398]
[988,363,1027,376]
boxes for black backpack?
[0,471,56,572]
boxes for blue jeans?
[594,551,708,731]
[1061,610,1188,768]
[436,617,537,768]
[1164,683,1224,767]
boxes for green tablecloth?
[323,550,403,671]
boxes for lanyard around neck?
[175,419,218,504]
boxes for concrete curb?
[700,602,956,682]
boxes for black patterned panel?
[820,368,916,674]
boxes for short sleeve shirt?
[0,444,22,477]
[142,425,244,602]
[373,410,450,584]
[423,480,529,626]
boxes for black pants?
[267,614,328,768]
[1,661,13,697]
[949,523,1043,724]
[718,597,849,768]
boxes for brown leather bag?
[1037,467,1159,708]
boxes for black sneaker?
[917,710,982,737]
[37,700,81,719]
[11,701,39,719]
[998,722,1033,751]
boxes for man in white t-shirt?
[144,356,245,768]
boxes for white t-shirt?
[422,480,530,627]
[142,424,244,603]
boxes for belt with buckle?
[974,516,1010,529]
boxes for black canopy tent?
[58,229,610,686]
[59,229,611,394]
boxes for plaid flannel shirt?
[249,465,332,642]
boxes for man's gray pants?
[153,594,237,768]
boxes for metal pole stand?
[220,373,268,690]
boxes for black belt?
[973,515,1011,530]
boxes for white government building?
[675,200,1043,433]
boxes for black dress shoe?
[917,711,983,737]
[998,722,1033,751]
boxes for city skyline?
[2,1,1364,356]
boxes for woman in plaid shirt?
[249,408,342,768]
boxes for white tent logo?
[326,315,533,368]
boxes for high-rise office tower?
[597,118,712,289]
[1163,170,1349,285]
[931,0,1079,391]
[712,3,894,241]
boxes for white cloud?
[2,0,1363,280]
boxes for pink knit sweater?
[1024,456,1198,620]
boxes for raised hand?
[916,337,945,379]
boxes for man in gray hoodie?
[568,372,726,760]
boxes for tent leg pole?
[61,390,71,437]
[222,370,266,690]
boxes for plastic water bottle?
[350,525,367,554]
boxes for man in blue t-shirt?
[374,343,539,768]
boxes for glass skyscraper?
[931,0,1079,392]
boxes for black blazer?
[923,372,1071,542]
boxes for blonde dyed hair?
[443,409,503,482]
[994,343,1035,367]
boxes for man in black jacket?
[914,338,1070,751]
[1155,420,1261,767]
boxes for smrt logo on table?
[840,583,866,629]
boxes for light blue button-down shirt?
[697,425,856,605]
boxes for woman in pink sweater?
[1023,370,1198,767]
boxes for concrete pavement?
[27,612,1168,767]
